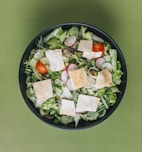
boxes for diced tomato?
[93,43,105,55]
[36,61,48,74]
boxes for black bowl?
[19,22,127,130]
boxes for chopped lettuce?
[71,91,79,103]
[40,98,60,119]
[60,31,67,43]
[104,42,112,53]
[54,79,64,87]
[105,87,118,105]
[113,70,123,85]
[48,71,61,80]
[94,88,106,97]
[109,49,117,71]
[107,86,119,94]
[67,27,79,37]
[26,88,36,103]
[44,27,64,42]
[108,94,117,105]
[47,37,64,49]
[101,96,109,109]
[117,61,122,70]
[81,112,99,121]
[29,58,37,67]
[60,115,74,125]
[37,37,44,49]
[53,87,63,97]
[81,26,93,40]
[113,70,123,80]
[34,50,44,60]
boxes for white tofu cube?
[32,79,53,107]
[82,51,102,60]
[45,49,65,71]
[77,40,93,52]
[68,68,88,90]
[76,94,100,113]
[95,69,113,89]
[59,99,76,116]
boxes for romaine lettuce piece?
[26,88,36,103]
[60,31,67,43]
[47,37,64,49]
[40,98,60,117]
[80,112,99,121]
[60,115,74,125]
[107,86,119,94]
[94,88,106,97]
[105,87,118,105]
[109,49,117,71]
[109,94,117,105]
[44,27,64,42]
[81,26,93,40]
[67,26,79,37]
[112,70,123,85]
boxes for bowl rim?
[19,22,127,130]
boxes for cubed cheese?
[95,68,113,89]
[77,40,93,52]
[32,79,53,107]
[76,94,100,113]
[59,99,76,116]
[68,68,88,90]
[45,49,65,71]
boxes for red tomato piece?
[36,61,48,74]
[93,43,105,55]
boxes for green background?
[0,0,141,151]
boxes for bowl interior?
[19,23,127,130]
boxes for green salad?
[24,26,123,126]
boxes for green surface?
[0,0,141,151]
